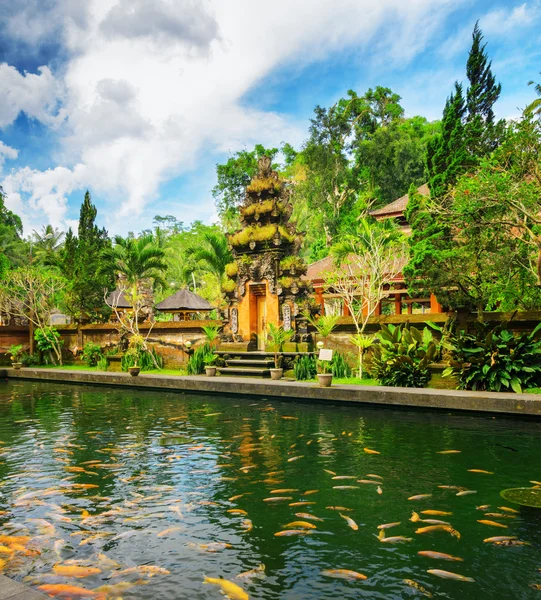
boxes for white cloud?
[0,64,66,128]
[2,164,87,230]
[0,142,18,175]
[1,0,462,233]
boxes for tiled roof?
[369,183,429,217]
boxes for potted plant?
[10,344,24,370]
[267,323,293,380]
[125,334,143,376]
[305,314,340,387]
[316,341,333,387]
[204,352,217,377]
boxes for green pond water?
[0,380,540,599]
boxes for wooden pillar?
[315,286,325,315]
[343,301,351,317]
[407,302,413,315]
[394,294,402,316]
[430,294,443,314]
[374,301,382,316]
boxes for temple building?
[307,184,443,317]
[222,156,312,349]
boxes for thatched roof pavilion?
[155,288,214,320]
[106,289,132,309]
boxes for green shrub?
[444,322,541,393]
[121,346,163,371]
[97,356,109,371]
[332,351,352,378]
[368,324,437,388]
[294,355,317,380]
[82,341,103,366]
[9,344,23,361]
[21,353,39,367]
[35,326,62,353]
[187,343,211,375]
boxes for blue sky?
[0,0,540,236]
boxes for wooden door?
[256,296,267,350]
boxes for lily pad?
[158,436,191,446]
[500,487,541,508]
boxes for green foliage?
[82,341,103,367]
[444,323,541,393]
[35,327,63,364]
[184,230,232,281]
[203,352,217,366]
[97,356,109,371]
[187,342,211,375]
[202,325,221,345]
[229,224,295,247]
[222,278,236,292]
[213,144,280,231]
[369,324,437,388]
[225,262,238,277]
[121,345,163,372]
[280,256,306,273]
[426,23,503,199]
[266,323,293,368]
[101,233,168,290]
[9,344,23,361]
[58,192,114,323]
[294,355,317,380]
[331,351,352,378]
[21,352,39,367]
[306,313,340,341]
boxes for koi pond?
[0,380,541,599]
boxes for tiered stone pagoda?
[222,156,312,349]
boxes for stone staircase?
[215,351,275,378]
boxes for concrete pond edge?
[2,368,541,417]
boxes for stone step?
[216,367,270,377]
[226,359,274,367]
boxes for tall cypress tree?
[426,23,502,198]
[464,21,503,160]
[427,82,467,198]
[60,191,114,323]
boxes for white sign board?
[318,349,333,361]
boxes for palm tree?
[526,74,541,118]
[102,234,168,290]
[31,225,64,264]
[184,230,232,281]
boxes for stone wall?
[0,320,222,367]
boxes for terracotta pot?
[205,366,217,377]
[269,368,283,381]
[128,366,141,377]
[317,373,333,387]
[12,362,22,370]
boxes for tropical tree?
[57,192,114,323]
[102,234,167,290]
[325,218,406,373]
[184,230,232,282]
[526,73,541,118]
[31,225,64,264]
[0,266,66,362]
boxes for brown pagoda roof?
[106,289,132,308]
[155,288,213,312]
[369,184,429,218]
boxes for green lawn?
[30,364,188,376]
[305,376,379,386]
